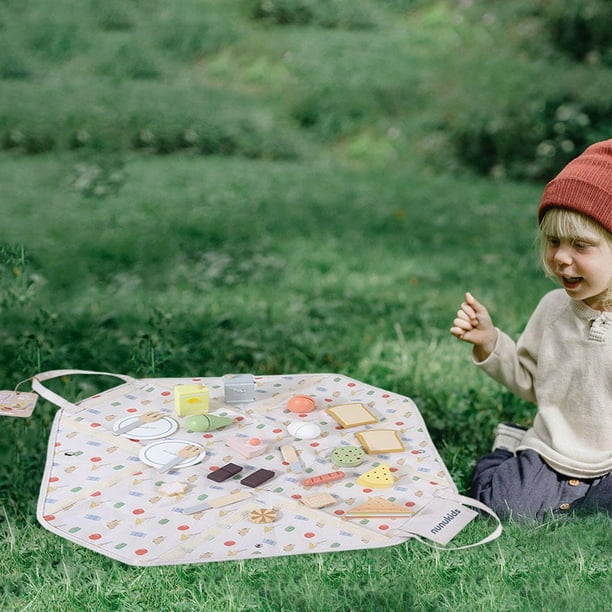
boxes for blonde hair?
[539,208,612,309]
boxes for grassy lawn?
[3,154,609,612]
[1,1,610,610]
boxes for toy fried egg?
[287,421,321,440]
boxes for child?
[450,139,612,522]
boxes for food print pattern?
[37,374,458,566]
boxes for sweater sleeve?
[472,292,564,404]
[473,328,538,403]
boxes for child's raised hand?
[450,292,497,361]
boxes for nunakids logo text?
[430,508,462,535]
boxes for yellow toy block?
[174,383,209,417]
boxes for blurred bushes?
[0,0,299,158]
[243,0,380,29]
[243,0,425,28]
[0,43,31,80]
[540,0,612,65]
[1,0,610,175]
[0,0,301,159]
[427,0,612,180]
[0,82,304,158]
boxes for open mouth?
[561,275,583,289]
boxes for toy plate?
[113,415,178,439]
[139,439,206,469]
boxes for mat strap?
[32,369,138,413]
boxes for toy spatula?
[114,411,165,435]
[158,443,202,473]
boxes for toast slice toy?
[356,463,395,488]
[355,429,405,454]
[344,496,412,519]
[326,402,378,428]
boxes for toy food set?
[326,402,378,428]
[287,395,316,413]
[184,413,234,432]
[5,369,501,566]
[173,383,209,416]
[223,374,255,403]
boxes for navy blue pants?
[471,449,612,522]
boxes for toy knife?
[280,445,303,473]
[182,490,252,515]
[158,444,202,473]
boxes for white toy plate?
[113,415,178,439]
[139,439,206,469]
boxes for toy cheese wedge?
[356,463,395,488]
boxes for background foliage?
[1,0,610,174]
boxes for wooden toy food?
[356,463,395,488]
[331,446,366,467]
[287,395,316,413]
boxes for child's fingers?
[449,326,465,338]
[453,315,475,331]
[460,303,478,321]
[457,305,478,324]
[465,292,486,315]
[451,292,489,342]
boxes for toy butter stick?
[280,445,303,473]
[182,490,252,515]
[302,471,345,486]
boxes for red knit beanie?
[538,139,612,234]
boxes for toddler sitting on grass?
[451,139,612,522]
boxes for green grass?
[2,154,609,612]
[1,0,611,610]
[1,508,610,611]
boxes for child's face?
[545,228,612,310]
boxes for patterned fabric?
[37,373,458,566]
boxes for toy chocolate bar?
[206,462,243,482]
[240,468,275,488]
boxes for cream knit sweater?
[475,289,612,478]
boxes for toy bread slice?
[355,429,405,454]
[356,463,394,488]
[344,496,411,518]
[326,403,378,428]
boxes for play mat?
[23,370,501,566]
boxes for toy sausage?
[302,471,345,486]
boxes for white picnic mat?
[34,372,495,566]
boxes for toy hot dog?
[302,471,345,486]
